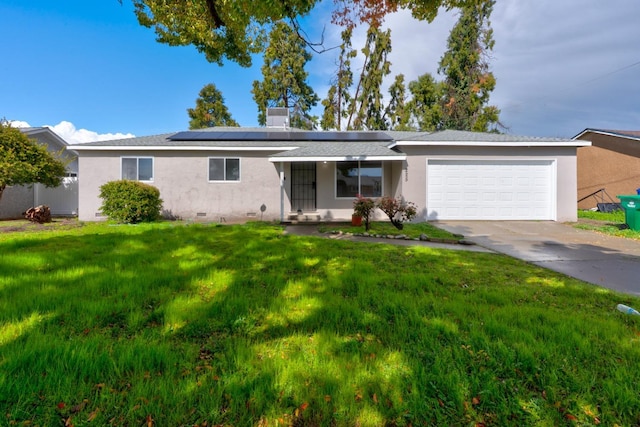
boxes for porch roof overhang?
[268,141,406,163]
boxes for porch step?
[287,212,322,223]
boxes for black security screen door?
[291,162,316,212]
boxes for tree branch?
[205,0,225,28]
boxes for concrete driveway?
[434,221,640,296]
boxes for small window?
[209,158,240,182]
[122,157,153,181]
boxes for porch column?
[279,162,285,222]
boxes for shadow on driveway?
[434,221,640,296]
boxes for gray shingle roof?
[69,127,583,155]
[395,129,575,143]
[574,129,640,141]
[271,141,405,158]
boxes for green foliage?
[321,28,357,131]
[251,21,319,130]
[99,180,163,223]
[384,74,414,130]
[353,194,375,231]
[2,222,640,425]
[347,26,392,130]
[438,0,500,131]
[127,0,450,67]
[187,83,239,129]
[407,73,445,131]
[0,119,67,203]
[377,196,417,230]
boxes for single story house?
[573,129,640,209]
[68,118,589,223]
[0,127,78,219]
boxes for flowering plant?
[353,194,375,231]
[377,196,417,230]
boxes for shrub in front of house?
[353,194,375,231]
[99,180,163,223]
[377,196,417,230]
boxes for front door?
[291,162,316,212]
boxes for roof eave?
[68,145,300,151]
[393,140,591,147]
[269,155,406,162]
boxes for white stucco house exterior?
[0,127,78,219]
[68,125,590,223]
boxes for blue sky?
[2,0,639,143]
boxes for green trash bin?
[617,195,640,230]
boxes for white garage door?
[427,159,555,220]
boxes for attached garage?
[390,130,591,223]
[427,159,555,220]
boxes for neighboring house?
[0,127,78,219]
[573,129,640,210]
[69,118,589,223]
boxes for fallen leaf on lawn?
[565,414,577,421]
[300,402,309,412]
[87,408,99,422]
[324,395,331,402]
[71,401,87,413]
[64,416,74,427]
[372,393,378,404]
[146,414,154,427]
[472,396,480,405]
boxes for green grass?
[318,221,461,240]
[576,209,640,239]
[2,221,640,425]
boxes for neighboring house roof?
[20,126,74,150]
[573,128,640,141]
[68,128,588,159]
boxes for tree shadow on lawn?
[1,223,640,425]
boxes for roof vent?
[266,107,290,129]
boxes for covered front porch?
[269,143,407,222]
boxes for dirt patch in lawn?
[0,218,82,234]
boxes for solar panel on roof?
[168,130,393,142]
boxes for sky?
[1,0,639,144]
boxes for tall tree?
[126,0,453,67]
[347,26,392,130]
[187,83,239,129]
[320,28,356,130]
[384,74,413,130]
[407,73,444,131]
[251,21,319,130]
[0,120,66,204]
[437,0,500,132]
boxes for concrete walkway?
[434,221,640,296]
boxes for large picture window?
[209,158,240,182]
[336,161,382,198]
[122,157,153,181]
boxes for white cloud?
[308,0,640,136]
[10,120,135,144]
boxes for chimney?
[266,107,290,129]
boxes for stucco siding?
[577,135,640,209]
[77,151,284,222]
[314,161,402,221]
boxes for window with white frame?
[122,157,153,181]
[209,158,240,182]
[336,161,382,198]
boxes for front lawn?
[2,222,640,425]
